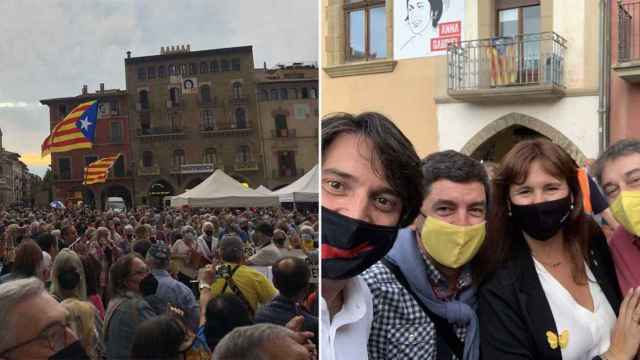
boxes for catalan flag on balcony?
[487,42,517,86]
[83,153,121,185]
[41,100,99,157]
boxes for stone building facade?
[0,129,32,207]
[256,63,318,190]
[125,45,264,207]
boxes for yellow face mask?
[419,216,486,269]
[610,191,640,237]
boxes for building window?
[189,63,197,75]
[200,62,208,73]
[310,87,318,99]
[201,110,215,130]
[169,87,180,106]
[280,88,288,100]
[147,67,156,79]
[231,58,241,71]
[139,90,149,110]
[173,149,185,168]
[113,156,125,177]
[59,105,67,117]
[84,155,98,167]
[169,113,182,130]
[168,64,177,75]
[345,0,387,61]
[291,88,299,99]
[497,3,541,77]
[158,65,166,78]
[140,113,150,132]
[301,87,309,99]
[137,67,146,80]
[142,151,153,167]
[233,82,242,99]
[275,114,288,137]
[236,145,250,163]
[59,158,71,180]
[110,100,119,115]
[259,89,269,102]
[235,108,247,129]
[221,59,230,71]
[270,89,279,101]
[180,64,188,75]
[200,85,212,103]
[203,148,217,165]
[210,60,219,73]
[278,151,297,177]
[110,121,123,143]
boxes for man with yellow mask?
[594,139,640,297]
[361,150,488,360]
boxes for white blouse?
[534,258,616,360]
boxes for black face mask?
[510,195,573,241]
[58,270,80,290]
[139,273,159,297]
[321,207,399,280]
[49,340,89,360]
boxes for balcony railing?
[447,32,567,102]
[138,164,160,176]
[166,99,185,110]
[136,127,185,137]
[234,161,259,171]
[229,96,249,105]
[615,1,640,82]
[200,124,252,136]
[271,129,297,138]
[198,96,218,107]
[272,168,304,178]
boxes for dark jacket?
[479,229,621,360]
[254,295,318,345]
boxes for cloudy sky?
[0,0,318,177]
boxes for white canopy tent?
[255,185,272,195]
[171,169,279,208]
[272,165,319,203]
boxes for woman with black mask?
[104,253,159,360]
[479,139,640,359]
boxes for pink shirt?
[89,293,105,320]
[609,226,640,296]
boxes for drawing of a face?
[407,0,429,35]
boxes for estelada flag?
[83,153,121,185]
[41,100,99,157]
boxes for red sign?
[438,21,461,37]
[430,36,461,52]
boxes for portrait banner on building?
[182,77,198,94]
[394,0,464,60]
[294,104,310,120]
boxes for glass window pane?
[498,9,518,38]
[369,6,387,59]
[523,6,540,34]
[348,10,365,59]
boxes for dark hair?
[421,150,490,205]
[132,239,152,258]
[130,315,185,359]
[80,254,102,296]
[13,239,43,277]
[593,138,640,185]
[35,233,56,253]
[219,236,244,263]
[405,0,443,28]
[108,253,142,298]
[61,225,75,239]
[322,112,423,227]
[204,294,253,352]
[483,139,593,284]
[272,257,309,299]
[255,223,273,237]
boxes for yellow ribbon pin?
[546,330,569,349]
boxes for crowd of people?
[0,206,319,359]
[321,112,640,360]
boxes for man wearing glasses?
[0,277,89,359]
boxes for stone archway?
[460,112,587,164]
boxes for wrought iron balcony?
[615,1,640,82]
[197,96,218,107]
[229,95,249,105]
[447,32,567,102]
[136,127,185,137]
[271,128,297,138]
[138,164,160,176]
[200,123,252,136]
[234,161,259,172]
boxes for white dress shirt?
[534,259,616,360]
[321,276,373,360]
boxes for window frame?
[58,157,72,180]
[110,121,123,143]
[142,151,154,167]
[344,0,387,62]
